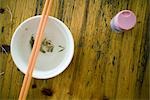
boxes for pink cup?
[110,10,136,32]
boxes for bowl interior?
[11,16,74,79]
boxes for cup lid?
[114,10,136,30]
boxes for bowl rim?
[11,15,74,79]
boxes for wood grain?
[0,0,149,99]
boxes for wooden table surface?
[0,0,149,99]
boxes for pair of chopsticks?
[19,0,53,99]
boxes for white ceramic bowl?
[11,16,74,79]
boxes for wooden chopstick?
[19,0,53,99]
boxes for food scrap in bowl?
[30,35,54,53]
[30,35,65,53]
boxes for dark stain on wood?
[101,75,104,83]
[32,84,37,89]
[103,96,109,100]
[123,77,125,81]
[95,27,99,32]
[110,70,113,74]
[91,44,94,49]
[34,3,38,15]
[86,81,90,86]
[0,8,5,14]
[82,52,84,56]
[102,12,104,17]
[17,68,20,71]
[57,0,64,20]
[104,17,107,23]
[106,0,114,5]
[39,0,43,6]
[78,40,84,48]
[94,65,96,70]
[112,56,116,66]
[131,65,134,72]
[117,1,119,5]
[136,14,150,95]
[126,0,129,9]
[1,26,4,33]
[96,51,101,60]
[41,88,53,96]
[67,91,73,96]
[72,4,74,9]
[34,0,44,15]
[77,0,90,49]
[0,45,10,53]
[127,87,129,91]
